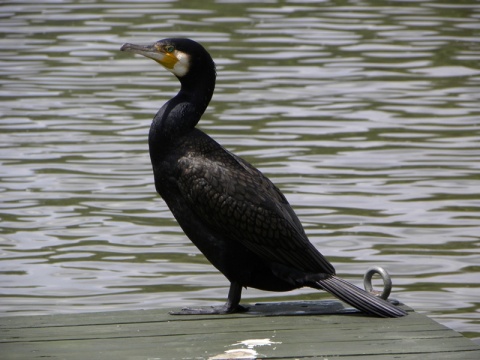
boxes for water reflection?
[1,0,479,342]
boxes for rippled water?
[1,0,479,343]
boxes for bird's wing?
[175,144,335,275]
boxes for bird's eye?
[165,45,175,53]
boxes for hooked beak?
[120,42,178,70]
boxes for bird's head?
[121,38,213,80]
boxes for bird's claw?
[169,304,248,315]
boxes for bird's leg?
[169,282,248,315]
[224,281,248,313]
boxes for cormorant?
[120,38,407,317]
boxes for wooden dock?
[1,300,479,359]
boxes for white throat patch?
[171,50,190,78]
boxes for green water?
[1,0,479,343]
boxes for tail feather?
[317,275,407,318]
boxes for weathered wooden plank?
[1,329,479,360]
[0,312,460,343]
[1,301,479,360]
[1,300,354,329]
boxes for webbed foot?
[169,304,248,315]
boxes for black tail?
[317,275,407,318]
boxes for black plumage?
[120,38,406,317]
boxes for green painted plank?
[1,328,479,360]
[0,301,409,329]
[0,314,463,343]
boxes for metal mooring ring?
[363,266,392,300]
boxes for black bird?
[120,38,407,318]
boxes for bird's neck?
[149,71,215,152]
